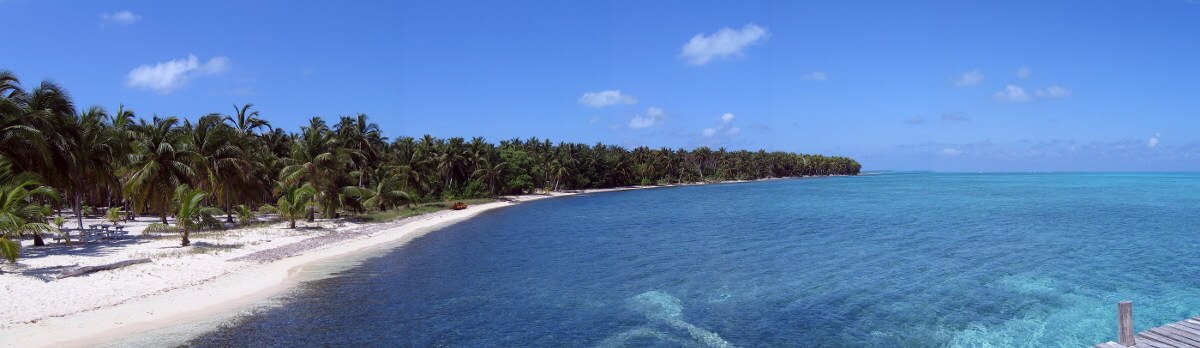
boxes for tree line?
[0,69,860,259]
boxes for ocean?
[188,173,1200,347]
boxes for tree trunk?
[31,232,45,247]
[181,228,190,246]
[289,218,296,229]
[74,191,85,229]
[306,206,315,222]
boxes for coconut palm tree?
[357,167,412,211]
[267,182,315,229]
[61,106,121,229]
[188,114,251,222]
[0,158,59,263]
[224,103,270,135]
[172,185,223,247]
[281,117,354,221]
[124,116,197,224]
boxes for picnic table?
[54,224,128,243]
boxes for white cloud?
[702,113,741,137]
[1035,85,1072,98]
[680,24,769,66]
[627,107,665,129]
[954,70,985,87]
[802,71,828,81]
[993,85,1031,102]
[100,11,140,25]
[1016,66,1031,79]
[579,90,637,107]
[1148,134,1160,149]
[126,54,231,94]
[940,148,963,156]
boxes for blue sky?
[5,0,1200,171]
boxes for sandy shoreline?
[0,179,799,347]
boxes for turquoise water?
[190,173,1200,347]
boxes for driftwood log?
[57,258,151,279]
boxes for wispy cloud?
[954,70,985,87]
[100,11,140,26]
[802,71,828,81]
[1016,66,1031,79]
[126,54,231,94]
[1148,134,1161,149]
[579,90,637,107]
[680,24,769,66]
[628,107,666,129]
[993,85,1031,102]
[940,148,963,156]
[1035,85,1072,98]
[903,116,925,125]
[941,112,970,122]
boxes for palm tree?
[224,103,270,135]
[268,182,315,229]
[172,185,223,247]
[124,116,197,223]
[358,167,412,211]
[0,158,59,263]
[472,158,506,195]
[188,114,251,222]
[62,106,121,229]
[281,117,353,221]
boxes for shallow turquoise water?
[190,173,1200,347]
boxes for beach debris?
[57,258,151,279]
[451,202,468,210]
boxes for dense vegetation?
[0,69,859,259]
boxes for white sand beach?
[0,186,671,347]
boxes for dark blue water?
[189,173,1200,347]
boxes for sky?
[4,0,1200,172]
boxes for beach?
[0,185,680,347]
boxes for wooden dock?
[1095,301,1200,347]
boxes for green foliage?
[273,181,316,228]
[0,238,18,263]
[0,157,59,260]
[0,67,861,239]
[172,185,224,246]
[105,207,122,223]
[234,204,256,225]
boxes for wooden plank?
[1176,320,1200,331]
[1134,334,1175,348]
[1148,326,1200,347]
[1168,322,1200,337]
[1139,330,1192,348]
[1153,326,1200,346]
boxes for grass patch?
[364,198,496,222]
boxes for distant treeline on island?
[0,67,860,230]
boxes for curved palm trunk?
[181,227,190,246]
